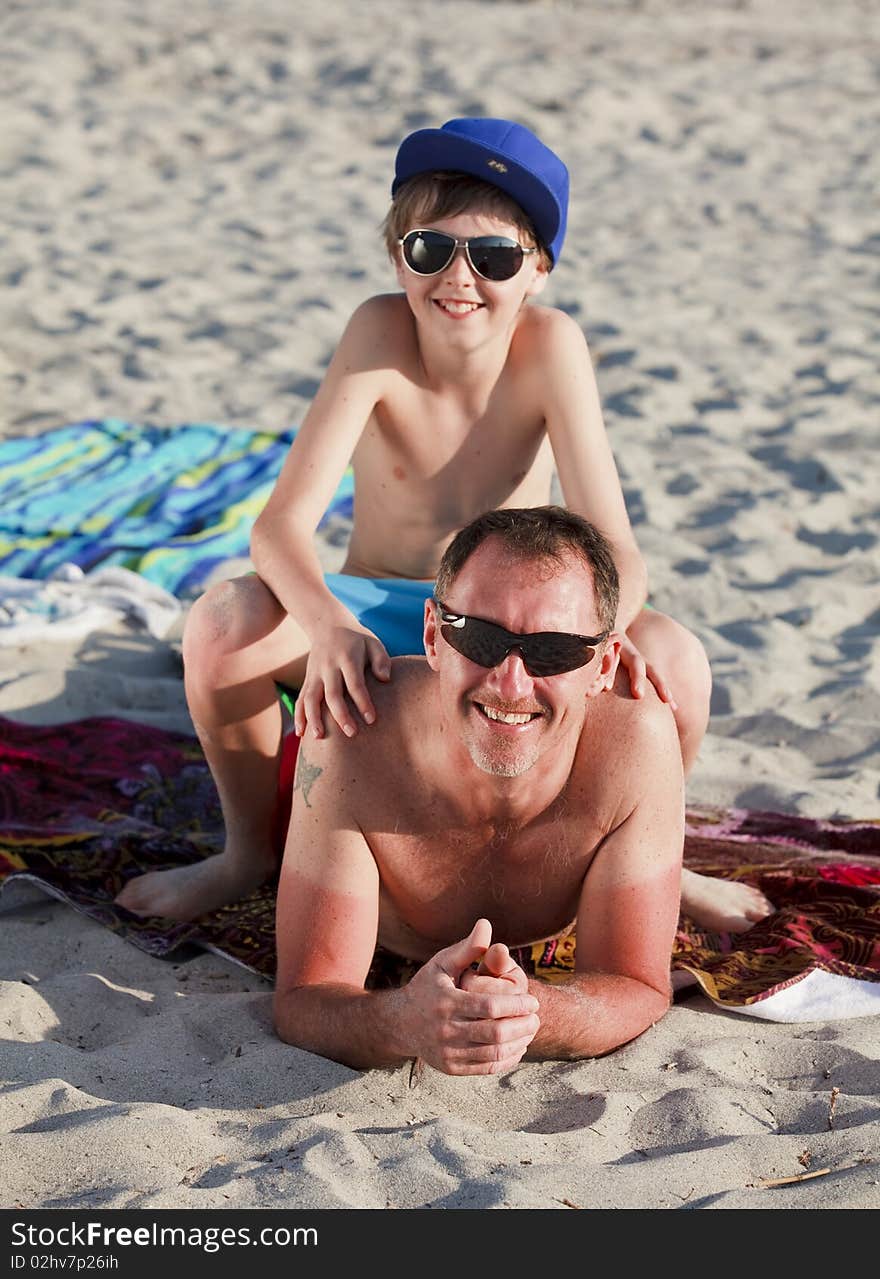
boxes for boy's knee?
[182,575,278,664]
[673,621,712,702]
[668,625,712,727]
[633,610,712,706]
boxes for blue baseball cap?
[392,117,569,268]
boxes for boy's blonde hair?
[383,172,552,273]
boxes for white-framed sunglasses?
[398,229,537,281]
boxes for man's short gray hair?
[434,506,620,633]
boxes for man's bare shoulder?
[361,656,434,730]
[611,670,681,749]
[292,658,433,808]
[578,674,683,795]
[559,682,683,856]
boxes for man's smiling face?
[426,537,611,779]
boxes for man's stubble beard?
[463,723,546,779]
[465,738,538,778]
[462,701,586,780]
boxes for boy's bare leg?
[116,574,309,922]
[628,609,774,933]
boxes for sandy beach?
[1,0,878,1213]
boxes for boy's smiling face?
[394,209,548,348]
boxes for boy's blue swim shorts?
[276,573,435,716]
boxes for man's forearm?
[525,972,670,1060]
[274,983,411,1071]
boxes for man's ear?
[424,597,441,671]
[393,248,408,291]
[585,633,621,699]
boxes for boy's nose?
[442,244,477,283]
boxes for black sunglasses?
[398,229,538,282]
[435,600,608,678]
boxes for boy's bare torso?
[341,295,557,580]
[303,661,644,962]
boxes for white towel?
[0,564,182,643]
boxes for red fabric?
[273,731,300,853]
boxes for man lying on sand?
[117,116,771,936]
[273,506,688,1073]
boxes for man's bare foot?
[681,867,774,933]
[115,850,276,922]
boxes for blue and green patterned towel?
[0,419,353,597]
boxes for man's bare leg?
[628,609,774,933]
[115,575,308,922]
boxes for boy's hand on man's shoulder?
[294,625,392,741]
[617,634,677,710]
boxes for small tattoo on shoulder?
[294,748,322,808]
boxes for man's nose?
[488,650,534,695]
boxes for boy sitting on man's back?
[117,117,771,936]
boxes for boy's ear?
[424,598,441,671]
[525,261,549,298]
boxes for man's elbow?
[272,983,317,1047]
[603,976,672,1054]
[272,988,295,1044]
[603,983,671,1057]
[650,979,673,1021]
[631,977,672,1043]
